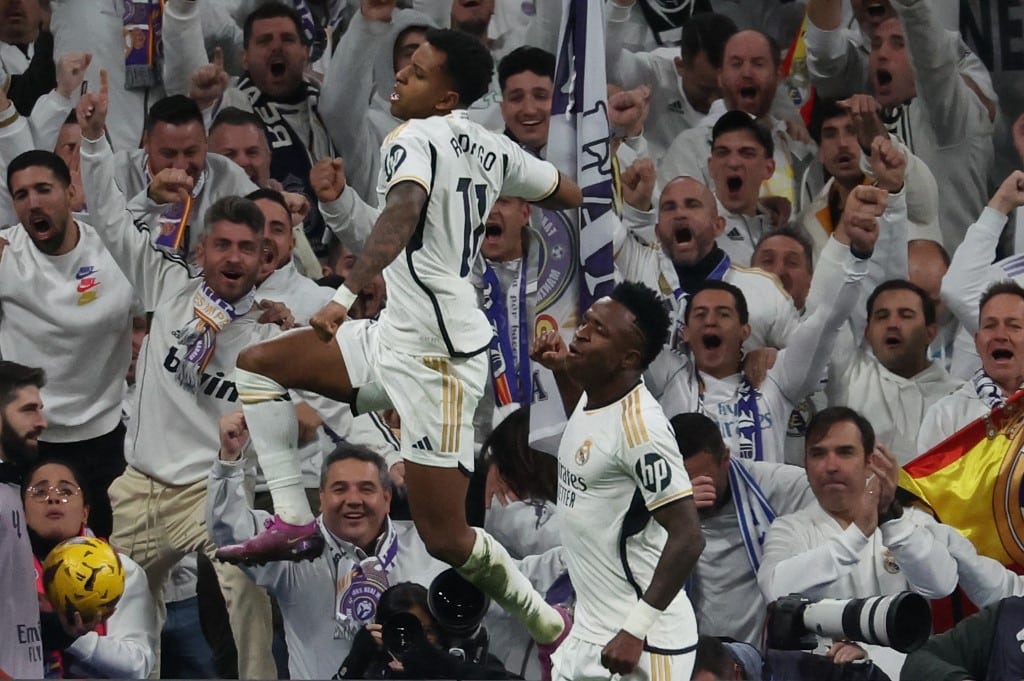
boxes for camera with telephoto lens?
[766,592,931,653]
[428,568,491,663]
[380,569,492,663]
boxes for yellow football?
[42,536,125,621]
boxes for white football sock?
[457,527,565,644]
[235,367,313,525]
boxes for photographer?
[337,581,519,679]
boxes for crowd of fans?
[0,0,1023,679]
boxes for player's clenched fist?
[530,329,568,371]
[601,630,644,675]
[310,300,348,342]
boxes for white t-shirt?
[374,110,560,357]
[557,383,697,651]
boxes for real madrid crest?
[575,439,592,466]
[882,549,900,574]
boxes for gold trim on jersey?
[423,356,463,453]
[383,121,411,144]
[622,388,650,448]
[386,174,430,193]
[523,168,561,203]
[648,488,694,511]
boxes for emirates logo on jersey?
[384,145,407,182]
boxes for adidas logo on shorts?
[411,436,434,451]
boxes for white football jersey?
[375,110,560,356]
[557,383,698,652]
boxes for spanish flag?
[900,391,1024,569]
[781,14,816,127]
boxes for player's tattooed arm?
[343,180,427,293]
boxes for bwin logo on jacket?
[162,347,239,401]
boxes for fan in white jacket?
[208,419,565,680]
[757,407,958,678]
[921,171,1024,453]
[803,139,962,464]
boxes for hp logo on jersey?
[384,145,407,182]
[635,453,671,493]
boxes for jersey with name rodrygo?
[374,110,559,357]
[557,383,697,652]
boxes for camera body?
[766,592,932,653]
[381,569,492,665]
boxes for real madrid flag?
[900,390,1024,568]
[529,0,617,453]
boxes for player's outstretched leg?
[216,328,356,565]
[403,462,569,645]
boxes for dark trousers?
[38,422,126,539]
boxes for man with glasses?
[0,360,47,679]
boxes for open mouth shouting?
[991,347,1015,363]
[883,332,903,348]
[702,334,723,350]
[674,225,693,244]
[484,221,503,244]
[738,86,759,106]
[866,1,887,16]
[269,57,287,78]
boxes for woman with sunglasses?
[22,459,157,679]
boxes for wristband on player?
[621,599,662,640]
[332,284,358,309]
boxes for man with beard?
[113,95,256,264]
[605,8,738,164]
[192,2,334,249]
[251,187,331,325]
[248,187,398,515]
[675,412,813,646]
[796,97,941,256]
[671,183,888,464]
[1,149,134,538]
[614,173,798,352]
[803,0,995,106]
[808,2,993,249]
[77,70,280,679]
[922,172,1024,452]
[826,280,963,465]
[0,360,46,678]
[658,30,816,210]
[210,29,581,663]
[210,107,323,279]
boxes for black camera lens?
[428,569,490,637]
[382,612,425,657]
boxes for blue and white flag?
[530,0,617,453]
